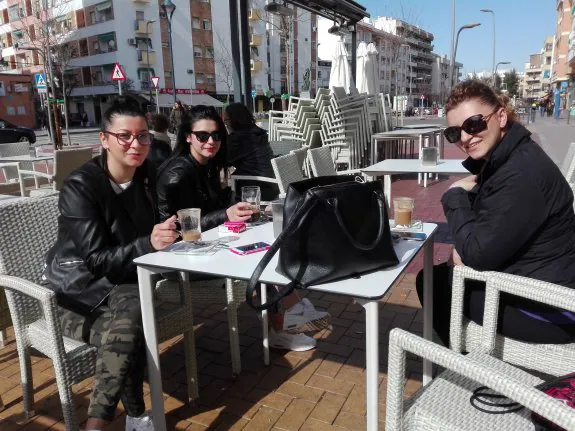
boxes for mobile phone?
[393,232,427,241]
[230,242,271,255]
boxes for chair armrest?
[0,274,55,303]
[387,328,575,431]
[18,169,53,181]
[0,163,20,169]
[230,175,278,192]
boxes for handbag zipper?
[58,260,83,266]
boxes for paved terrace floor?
[0,117,568,430]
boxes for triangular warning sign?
[151,76,160,89]
[36,75,46,86]
[111,63,126,81]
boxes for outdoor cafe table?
[394,123,443,130]
[134,221,438,430]
[370,127,440,166]
[362,158,469,206]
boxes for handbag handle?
[330,191,387,251]
[246,197,318,311]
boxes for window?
[17,106,26,115]
[193,46,202,57]
[93,70,102,82]
[136,11,144,20]
[250,46,258,57]
[9,5,21,21]
[192,18,201,29]
[6,106,15,116]
[207,74,215,84]
[93,41,100,53]
[318,71,322,79]
[203,19,211,30]
[90,11,96,24]
[196,73,204,84]
[205,47,214,58]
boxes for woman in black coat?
[417,80,575,346]
[42,99,178,430]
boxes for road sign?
[420,94,425,99]
[251,89,257,98]
[269,97,275,104]
[111,63,126,81]
[35,73,47,89]
[151,76,160,89]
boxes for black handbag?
[246,175,399,310]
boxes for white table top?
[134,222,437,300]
[372,128,440,138]
[395,123,444,130]
[0,155,53,163]
[362,158,469,175]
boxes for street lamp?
[161,0,177,105]
[450,23,481,89]
[494,61,511,90]
[480,9,496,83]
[400,43,411,106]
[145,20,155,106]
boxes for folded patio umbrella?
[366,42,379,95]
[356,41,369,94]
[329,38,353,93]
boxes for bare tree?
[213,31,235,103]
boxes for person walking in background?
[554,82,562,120]
[224,103,279,201]
[147,113,172,168]
[169,100,186,134]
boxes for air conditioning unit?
[186,69,194,74]
[128,38,137,46]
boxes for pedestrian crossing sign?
[111,63,126,81]
[35,73,47,89]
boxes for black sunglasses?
[443,109,499,144]
[190,131,222,143]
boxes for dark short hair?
[224,103,255,132]
[152,113,169,133]
[100,97,146,132]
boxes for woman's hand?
[150,215,179,250]
[449,175,477,192]
[448,248,464,266]
[226,202,253,222]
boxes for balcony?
[248,8,261,20]
[251,59,262,72]
[137,50,156,65]
[250,34,262,46]
[134,20,153,34]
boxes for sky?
[360,0,556,75]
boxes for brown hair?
[445,79,518,125]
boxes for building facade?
[552,0,573,87]
[0,72,35,127]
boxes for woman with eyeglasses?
[416,79,575,345]
[42,99,178,430]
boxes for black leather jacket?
[156,153,231,230]
[42,155,157,315]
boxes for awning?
[137,67,156,79]
[102,63,114,70]
[98,32,115,42]
[13,30,23,37]
[156,93,223,108]
[56,15,68,22]
[95,1,112,11]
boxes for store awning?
[98,32,115,42]
[156,93,223,108]
[95,1,112,11]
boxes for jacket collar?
[461,122,532,180]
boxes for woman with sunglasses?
[42,98,178,430]
[417,79,575,346]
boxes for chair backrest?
[0,195,60,325]
[270,153,304,194]
[561,142,575,177]
[290,147,308,175]
[0,142,31,181]
[53,148,93,190]
[308,146,337,177]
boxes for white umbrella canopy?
[329,39,353,93]
[366,42,379,95]
[356,41,369,94]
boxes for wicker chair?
[18,147,93,196]
[0,195,199,430]
[450,266,575,378]
[307,145,367,178]
[0,142,41,195]
[386,328,575,430]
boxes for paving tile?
[245,388,294,412]
[309,392,346,424]
[334,410,366,429]
[305,374,354,397]
[273,398,315,430]
[242,406,282,431]
[276,381,324,403]
[300,417,342,430]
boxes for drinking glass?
[271,199,284,238]
[177,208,202,242]
[241,186,261,223]
[393,197,414,227]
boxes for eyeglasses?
[104,131,152,146]
[190,131,222,143]
[443,109,499,144]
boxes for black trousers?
[416,263,575,347]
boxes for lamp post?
[400,43,411,107]
[145,20,155,106]
[161,0,177,105]
[480,9,495,83]
[450,23,481,89]
[494,61,511,90]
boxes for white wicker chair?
[307,145,367,178]
[18,147,93,196]
[270,152,305,194]
[386,328,575,430]
[0,142,42,195]
[0,195,199,430]
[450,266,575,378]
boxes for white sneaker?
[126,412,154,431]
[283,298,331,334]
[268,327,317,351]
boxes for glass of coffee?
[177,208,202,242]
[393,197,415,227]
[241,186,261,223]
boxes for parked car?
[0,119,36,144]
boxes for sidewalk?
[524,114,575,167]
[35,127,101,137]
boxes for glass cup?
[177,208,202,242]
[241,186,261,223]
[271,199,284,238]
[393,197,415,227]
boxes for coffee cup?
[176,208,202,242]
[393,197,414,227]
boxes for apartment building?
[0,72,36,128]
[552,0,573,87]
[431,54,462,104]
[522,53,545,100]
[570,0,575,74]
[541,36,554,94]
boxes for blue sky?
[360,0,556,74]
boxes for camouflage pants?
[58,284,145,421]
